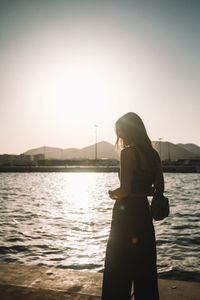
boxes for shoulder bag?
[150,191,169,221]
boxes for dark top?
[129,147,156,195]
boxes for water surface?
[0,172,199,281]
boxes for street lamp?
[158,138,162,161]
[94,124,98,160]
[167,142,171,161]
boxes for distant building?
[13,154,35,166]
[0,155,18,166]
[177,159,200,166]
[33,154,45,161]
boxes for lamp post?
[168,141,171,162]
[158,138,162,161]
[94,124,98,160]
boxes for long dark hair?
[115,112,154,153]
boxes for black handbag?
[150,192,169,221]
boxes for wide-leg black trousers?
[102,196,159,300]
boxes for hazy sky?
[1,0,200,154]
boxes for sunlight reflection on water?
[0,172,200,281]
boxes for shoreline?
[0,263,200,300]
[0,165,199,173]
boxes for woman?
[102,112,164,300]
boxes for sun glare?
[63,173,97,209]
[46,61,115,125]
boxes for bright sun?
[44,60,116,125]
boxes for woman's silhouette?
[102,112,163,300]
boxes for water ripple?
[0,172,199,281]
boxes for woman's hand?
[108,190,115,199]
[108,188,128,201]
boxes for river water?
[0,172,199,281]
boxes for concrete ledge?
[0,263,200,300]
[0,166,119,173]
[0,166,199,173]
[0,285,100,300]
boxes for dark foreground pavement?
[0,263,199,300]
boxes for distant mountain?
[24,146,64,159]
[153,141,200,160]
[177,143,200,156]
[24,141,119,160]
[23,141,200,161]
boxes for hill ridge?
[23,141,200,160]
